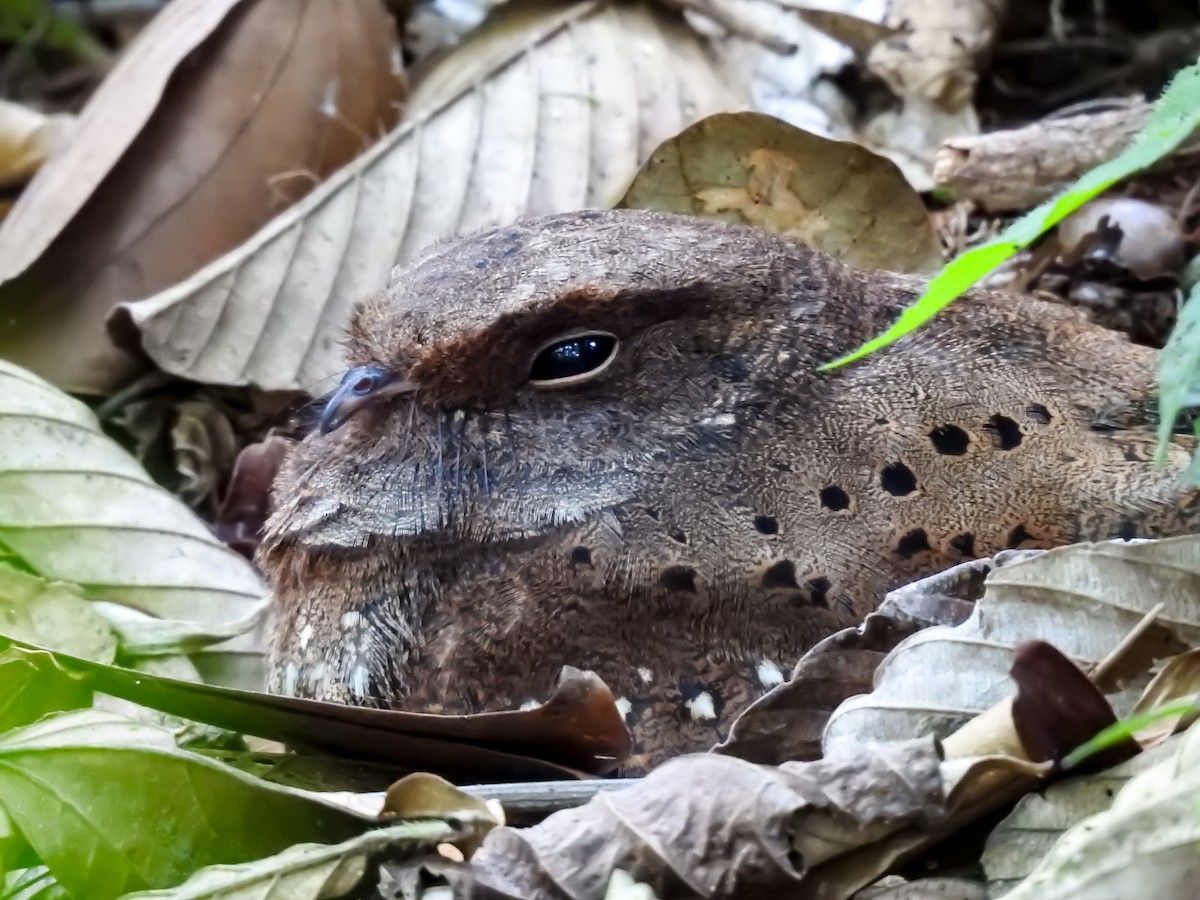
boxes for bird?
[260,208,1200,771]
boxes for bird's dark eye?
[529,332,619,386]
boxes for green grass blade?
[821,57,1200,371]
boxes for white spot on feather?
[298,624,314,650]
[756,660,785,688]
[637,667,653,684]
[615,697,633,721]
[347,664,370,699]
[686,691,716,722]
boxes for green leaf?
[2,867,68,900]
[0,710,370,899]
[1156,282,1200,469]
[0,566,118,663]
[822,58,1200,370]
[1063,698,1199,770]
[0,0,105,59]
[0,647,91,733]
[0,360,266,629]
[119,820,459,900]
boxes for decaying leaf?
[115,0,745,392]
[467,739,945,900]
[992,726,1200,899]
[1126,649,1200,743]
[0,360,266,629]
[0,0,407,393]
[824,537,1200,756]
[216,434,292,557]
[620,111,943,273]
[466,738,1046,900]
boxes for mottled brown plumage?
[261,209,1199,771]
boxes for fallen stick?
[933,100,1200,212]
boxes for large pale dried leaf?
[995,727,1200,899]
[115,0,745,392]
[619,110,943,273]
[824,538,1200,756]
[0,0,406,393]
[0,360,265,628]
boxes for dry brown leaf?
[0,0,407,393]
[4,641,631,780]
[467,739,947,900]
[619,111,943,273]
[823,538,1200,757]
[113,0,745,392]
[718,554,1014,766]
[717,613,921,765]
[464,739,1045,900]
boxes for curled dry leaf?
[993,726,1200,900]
[0,359,266,628]
[466,739,1046,900]
[717,613,921,765]
[0,641,630,780]
[115,0,744,392]
[932,102,1154,213]
[467,739,947,900]
[216,434,292,557]
[823,538,1200,757]
[0,0,407,393]
[718,553,1017,766]
[619,111,943,274]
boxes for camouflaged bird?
[261,209,1200,771]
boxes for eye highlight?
[529,332,618,387]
